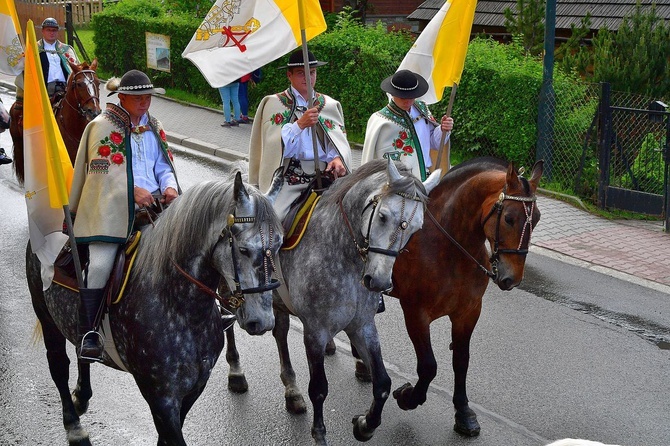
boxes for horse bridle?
[62,69,100,121]
[340,188,422,262]
[172,212,280,310]
[425,186,536,280]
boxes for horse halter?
[64,69,100,120]
[340,188,422,262]
[481,186,537,279]
[219,213,280,309]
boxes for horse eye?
[504,214,515,226]
[238,246,249,256]
[377,212,387,223]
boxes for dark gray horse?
[26,172,283,446]
[271,159,440,445]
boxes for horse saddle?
[53,231,141,305]
[282,191,321,251]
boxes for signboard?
[145,32,170,72]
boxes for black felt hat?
[106,69,166,96]
[380,70,429,99]
[41,18,59,29]
[278,49,327,70]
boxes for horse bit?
[340,187,423,262]
[171,212,280,311]
[426,185,536,280]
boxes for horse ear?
[90,58,98,71]
[386,158,402,183]
[67,59,79,72]
[506,161,519,184]
[234,171,250,204]
[423,169,441,194]
[265,166,284,205]
[528,160,544,191]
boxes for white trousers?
[86,242,118,289]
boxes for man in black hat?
[362,69,454,181]
[248,49,352,222]
[68,69,180,362]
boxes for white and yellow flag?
[398,0,477,104]
[0,0,24,75]
[23,19,72,280]
[182,0,327,88]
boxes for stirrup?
[78,330,105,363]
[220,306,237,331]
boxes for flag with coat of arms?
[398,0,478,104]
[182,0,327,88]
[0,0,24,75]
[23,19,72,287]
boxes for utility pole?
[536,0,556,180]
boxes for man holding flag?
[361,69,454,181]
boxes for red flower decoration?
[395,139,404,148]
[159,129,167,142]
[324,120,333,129]
[111,153,124,165]
[110,132,123,145]
[167,150,174,161]
[403,146,413,154]
[273,114,283,125]
[399,131,408,140]
[98,145,111,157]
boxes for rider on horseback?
[69,69,180,362]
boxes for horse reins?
[425,187,536,280]
[172,212,280,310]
[339,188,422,262]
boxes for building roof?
[408,0,670,31]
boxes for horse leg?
[224,326,248,393]
[393,309,436,411]
[272,304,306,414]
[72,362,92,416]
[348,326,391,442]
[451,315,481,437]
[351,343,372,383]
[304,333,329,446]
[32,298,91,445]
[143,394,186,446]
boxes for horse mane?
[444,157,533,195]
[132,178,280,285]
[323,159,429,207]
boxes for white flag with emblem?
[0,0,24,75]
[182,0,326,88]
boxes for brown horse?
[10,59,100,184]
[388,157,543,437]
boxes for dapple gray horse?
[270,159,440,445]
[26,171,283,446]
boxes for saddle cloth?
[53,231,141,305]
[282,191,321,251]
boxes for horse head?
[214,170,283,335]
[65,58,101,122]
[483,160,543,290]
[359,159,440,292]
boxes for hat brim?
[108,87,166,97]
[278,60,328,70]
[380,73,429,99]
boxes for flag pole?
[297,0,322,190]
[434,82,458,176]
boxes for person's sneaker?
[221,121,232,127]
[239,116,251,124]
[230,120,239,127]
[0,148,12,165]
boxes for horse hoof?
[285,393,307,414]
[66,422,91,445]
[354,360,371,383]
[454,406,480,437]
[227,373,249,393]
[352,415,375,442]
[393,382,417,411]
[325,339,336,356]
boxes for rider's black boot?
[78,288,105,362]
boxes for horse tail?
[31,319,44,346]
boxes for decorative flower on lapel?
[97,131,126,164]
[271,110,291,127]
[394,130,414,156]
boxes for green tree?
[503,0,545,56]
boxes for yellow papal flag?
[398,0,477,104]
[23,19,72,277]
[182,0,327,88]
[0,0,24,75]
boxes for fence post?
[536,0,556,181]
[597,82,612,209]
[664,114,670,231]
[65,3,73,46]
